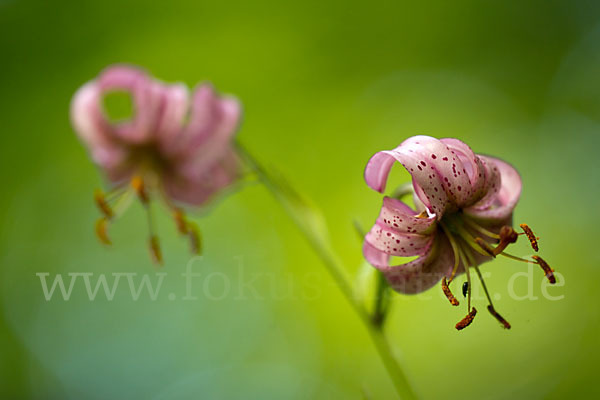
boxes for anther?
[416,211,428,219]
[455,307,477,331]
[532,255,555,284]
[487,305,511,329]
[187,222,202,255]
[519,224,539,252]
[149,235,163,265]
[94,189,114,219]
[441,277,459,306]
[131,176,149,204]
[95,217,111,245]
[173,208,189,234]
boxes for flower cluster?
[71,65,241,262]
[363,135,555,330]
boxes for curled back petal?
[70,82,131,182]
[365,135,474,218]
[440,138,488,205]
[97,65,163,144]
[164,84,241,158]
[155,83,189,144]
[464,156,521,223]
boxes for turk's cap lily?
[363,135,556,330]
[70,64,242,262]
[71,64,241,206]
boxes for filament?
[462,216,500,240]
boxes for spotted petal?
[465,156,522,223]
[363,234,457,294]
[365,136,476,219]
[440,138,488,205]
[378,197,437,235]
[365,221,434,257]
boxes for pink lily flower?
[363,135,555,330]
[71,64,241,262]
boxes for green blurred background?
[1,0,599,398]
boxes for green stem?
[237,143,418,400]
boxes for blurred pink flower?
[71,64,241,206]
[363,135,554,329]
[71,64,241,262]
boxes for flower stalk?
[237,143,417,400]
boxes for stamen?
[474,226,518,257]
[94,189,114,219]
[439,222,461,282]
[187,221,202,255]
[416,211,428,219]
[487,305,511,329]
[455,307,477,331]
[173,208,189,234]
[451,223,492,258]
[441,277,459,306]
[462,217,500,240]
[475,237,496,257]
[532,255,555,284]
[455,240,473,312]
[519,224,539,252]
[95,217,111,245]
[499,252,531,264]
[474,265,511,329]
[134,179,163,265]
[172,208,202,255]
[131,176,149,204]
[149,235,163,264]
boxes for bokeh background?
[1,0,599,398]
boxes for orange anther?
[95,217,111,245]
[149,235,163,265]
[173,208,189,234]
[441,277,459,306]
[487,305,511,329]
[520,224,539,252]
[188,222,202,255]
[532,255,555,284]
[131,176,149,203]
[455,307,477,331]
[94,189,113,218]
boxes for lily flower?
[71,65,241,263]
[363,135,556,330]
